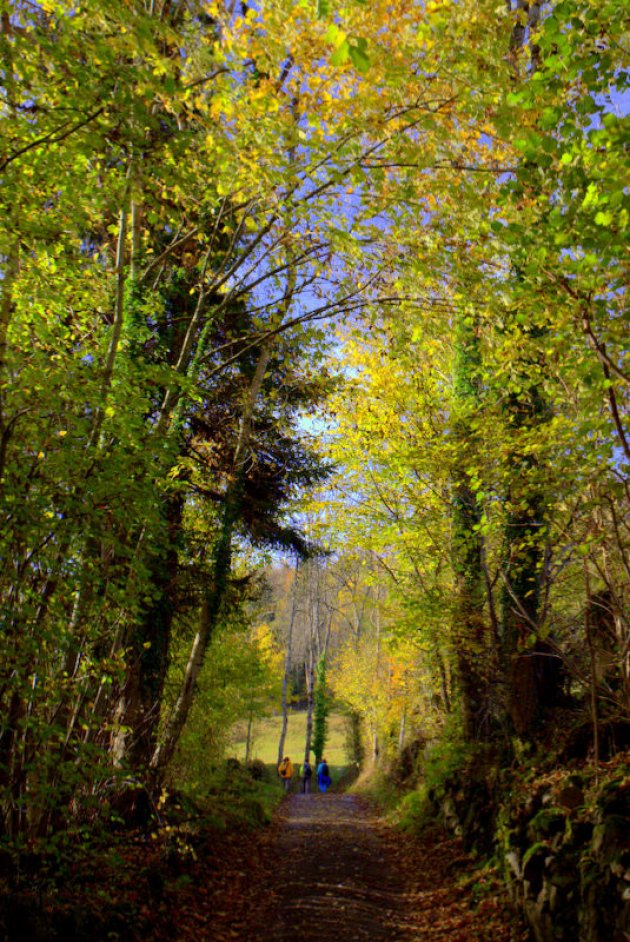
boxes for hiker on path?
[317,758,331,793]
[278,756,294,792]
[301,759,313,794]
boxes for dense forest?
[0,1,628,940]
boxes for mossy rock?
[592,814,630,861]
[545,853,579,890]
[522,843,550,898]
[555,782,584,811]
[596,779,630,818]
[500,823,527,852]
[527,806,567,842]
[567,818,594,849]
[579,855,603,891]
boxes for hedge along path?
[202,792,526,942]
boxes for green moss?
[421,740,477,796]
[592,814,630,862]
[393,786,435,832]
[527,807,566,840]
[523,841,549,867]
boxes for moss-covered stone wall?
[429,755,630,942]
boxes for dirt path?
[252,793,413,941]
[135,789,527,942]
[29,787,525,942]
[197,792,526,942]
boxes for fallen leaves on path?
[165,794,527,942]
[27,793,527,942]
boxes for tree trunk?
[500,382,552,738]
[278,561,299,767]
[245,710,254,764]
[150,342,271,775]
[113,493,183,768]
[451,311,489,741]
[372,606,381,765]
[347,711,363,769]
[583,561,600,777]
[498,5,557,741]
[398,707,406,753]
[303,650,315,765]
[88,197,130,448]
[0,13,19,440]
[312,654,328,765]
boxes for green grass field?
[229,711,349,768]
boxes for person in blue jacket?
[317,758,331,793]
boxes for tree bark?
[583,560,600,780]
[150,342,271,774]
[303,651,315,766]
[500,383,552,737]
[245,709,254,764]
[278,561,299,767]
[451,311,489,741]
[112,493,183,768]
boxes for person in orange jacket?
[278,756,294,792]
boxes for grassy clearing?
[229,711,350,768]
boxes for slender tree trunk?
[303,649,315,764]
[151,342,271,775]
[347,711,363,769]
[398,707,406,753]
[278,561,299,767]
[0,240,19,441]
[583,561,600,780]
[372,606,381,764]
[245,709,254,764]
[88,196,130,448]
[312,654,328,765]
[437,653,451,715]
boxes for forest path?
[199,791,524,942]
[248,793,412,941]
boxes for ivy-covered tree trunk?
[500,382,553,738]
[451,312,489,741]
[113,493,183,769]
[312,654,328,765]
[150,342,271,775]
[498,4,561,742]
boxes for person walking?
[278,755,294,792]
[301,759,313,794]
[316,758,331,793]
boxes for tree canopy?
[0,0,627,859]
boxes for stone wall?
[430,760,630,942]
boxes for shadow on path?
[255,793,413,941]
[192,790,524,942]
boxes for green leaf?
[348,38,370,72]
[594,210,613,226]
[325,23,344,44]
[331,39,350,66]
